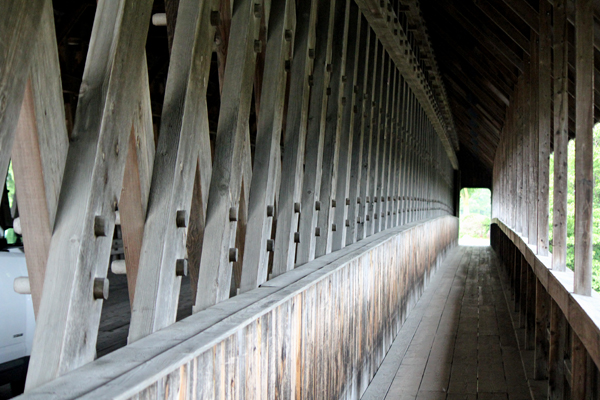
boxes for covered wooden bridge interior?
[2,0,600,398]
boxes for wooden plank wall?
[0,0,459,391]
[492,221,600,400]
[20,215,458,399]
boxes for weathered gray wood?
[271,0,319,277]
[193,0,264,311]
[315,0,351,258]
[18,216,458,399]
[128,0,218,341]
[353,0,458,170]
[537,0,551,256]
[534,278,549,379]
[25,0,154,389]
[528,31,539,246]
[573,0,594,296]
[118,56,154,306]
[10,0,68,316]
[332,5,362,252]
[0,0,47,193]
[357,35,380,241]
[366,47,387,237]
[296,0,337,265]
[345,22,371,247]
[552,0,569,272]
[239,0,295,292]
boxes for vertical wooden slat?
[534,278,548,379]
[574,0,594,296]
[315,0,351,258]
[537,0,551,256]
[552,0,569,271]
[528,31,539,246]
[271,0,318,277]
[572,331,588,400]
[332,5,362,251]
[357,34,380,241]
[295,0,337,265]
[129,0,218,340]
[549,299,566,400]
[239,0,295,292]
[194,0,264,311]
[26,0,154,389]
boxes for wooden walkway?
[363,246,535,400]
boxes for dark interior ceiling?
[421,0,600,173]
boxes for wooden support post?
[0,0,46,191]
[342,15,369,248]
[129,0,218,339]
[534,278,549,379]
[332,4,361,252]
[295,0,336,265]
[193,0,264,311]
[373,54,391,234]
[528,31,539,246]
[26,0,154,389]
[271,0,318,277]
[549,299,566,400]
[574,0,594,296]
[537,0,551,256]
[516,78,524,234]
[571,331,588,400]
[315,0,351,258]
[522,52,530,240]
[366,47,387,237]
[525,265,536,350]
[239,0,295,291]
[357,36,380,241]
[552,0,569,271]
[118,58,154,306]
[10,1,68,317]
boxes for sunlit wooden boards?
[26,0,154,389]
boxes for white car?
[0,247,34,394]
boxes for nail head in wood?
[284,29,293,41]
[266,239,274,252]
[266,205,274,217]
[294,232,300,243]
[176,210,187,228]
[229,207,238,222]
[210,10,221,26]
[93,278,109,300]
[176,259,188,277]
[294,202,301,213]
[315,201,321,211]
[315,227,321,237]
[332,224,337,232]
[94,216,108,237]
[229,248,238,263]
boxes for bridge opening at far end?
[459,188,491,247]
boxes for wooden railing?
[492,219,600,400]
[18,216,457,400]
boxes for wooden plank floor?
[362,246,534,400]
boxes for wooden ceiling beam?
[432,32,514,100]
[474,0,530,55]
[444,71,507,123]
[441,1,524,72]
[500,0,539,34]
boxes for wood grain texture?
[271,0,318,277]
[11,0,68,316]
[26,0,154,389]
[20,215,458,400]
[129,0,217,341]
[194,0,263,311]
[0,0,47,192]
